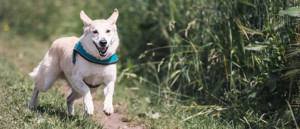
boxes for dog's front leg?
[103,81,115,116]
[71,75,94,115]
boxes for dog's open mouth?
[99,47,108,57]
[93,41,108,57]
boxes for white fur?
[28,9,119,116]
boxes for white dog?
[28,9,119,116]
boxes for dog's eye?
[106,30,110,33]
[92,30,98,34]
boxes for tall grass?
[120,0,300,128]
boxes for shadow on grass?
[30,104,102,128]
[36,104,78,122]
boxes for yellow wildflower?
[3,24,9,32]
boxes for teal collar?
[72,41,118,65]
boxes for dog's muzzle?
[93,41,108,57]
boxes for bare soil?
[60,85,143,129]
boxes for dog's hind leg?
[28,65,61,109]
[67,90,82,115]
[28,51,61,109]
[28,84,39,109]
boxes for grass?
[113,79,239,128]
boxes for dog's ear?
[80,10,92,26]
[107,9,118,25]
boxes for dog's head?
[79,9,119,60]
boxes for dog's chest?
[79,64,117,86]
[73,55,117,86]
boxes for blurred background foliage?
[1,0,300,128]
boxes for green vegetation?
[0,0,299,128]
[120,0,300,128]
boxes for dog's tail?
[29,61,42,81]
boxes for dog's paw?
[84,104,94,115]
[67,104,75,115]
[27,102,36,109]
[103,104,114,116]
[84,100,94,115]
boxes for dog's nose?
[99,40,107,47]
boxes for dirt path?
[60,85,143,129]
